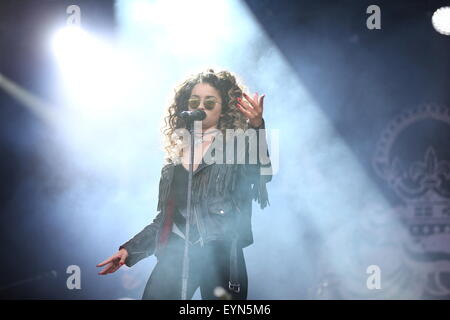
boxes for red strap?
[159,193,175,248]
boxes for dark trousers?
[142,232,248,300]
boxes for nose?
[198,102,205,111]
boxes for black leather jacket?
[120,119,272,267]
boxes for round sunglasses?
[188,97,222,110]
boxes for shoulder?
[160,163,175,178]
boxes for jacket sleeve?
[242,118,273,209]
[118,209,165,267]
[119,165,173,267]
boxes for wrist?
[248,118,264,129]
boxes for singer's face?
[188,82,223,130]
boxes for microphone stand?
[181,119,197,300]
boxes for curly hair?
[161,68,249,164]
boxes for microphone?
[179,109,206,121]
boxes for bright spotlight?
[51,26,90,61]
[51,26,137,113]
[432,7,450,36]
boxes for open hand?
[96,248,129,275]
[236,92,265,128]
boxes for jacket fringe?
[251,174,270,209]
[157,162,270,211]
[193,164,238,203]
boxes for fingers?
[242,92,257,109]
[98,262,115,275]
[243,92,264,114]
[236,102,253,118]
[96,256,114,267]
[98,260,122,275]
[236,99,256,118]
[237,92,265,126]
[97,252,127,274]
[237,99,254,113]
[259,94,265,112]
[108,263,122,274]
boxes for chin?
[202,122,214,129]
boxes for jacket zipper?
[178,161,216,247]
[190,161,213,247]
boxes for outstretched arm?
[96,210,165,274]
[118,209,165,267]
